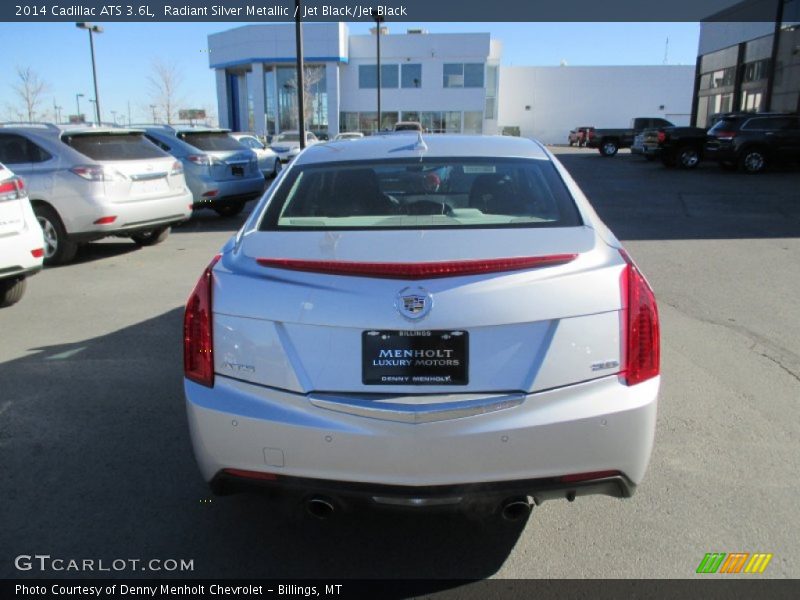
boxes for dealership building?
[693,0,800,127]
[208,23,695,143]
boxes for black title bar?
[2,0,794,22]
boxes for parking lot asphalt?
[1,148,798,582]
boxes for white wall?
[497,65,695,144]
[340,32,490,114]
[208,22,347,68]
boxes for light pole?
[75,93,84,122]
[294,0,306,149]
[76,22,103,124]
[371,10,384,132]
[110,110,117,125]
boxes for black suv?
[705,113,800,173]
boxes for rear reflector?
[619,249,660,386]
[93,216,117,225]
[202,190,219,198]
[31,248,44,258]
[559,470,620,483]
[183,254,221,387]
[256,255,578,279]
[222,468,278,481]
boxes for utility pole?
[295,0,306,149]
[372,10,384,132]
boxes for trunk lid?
[212,227,625,394]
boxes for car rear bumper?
[68,189,193,239]
[0,222,44,280]
[188,175,265,205]
[185,374,659,499]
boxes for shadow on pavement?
[555,150,800,240]
[0,308,525,585]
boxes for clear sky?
[1,21,699,124]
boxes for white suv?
[0,162,43,306]
[0,125,193,264]
[183,134,660,520]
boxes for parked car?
[567,126,594,147]
[333,132,365,142]
[270,131,320,163]
[0,124,193,265]
[653,126,708,169]
[230,132,281,179]
[0,162,43,306]
[183,134,661,520]
[586,117,674,157]
[143,126,265,217]
[704,112,800,174]
[394,121,423,132]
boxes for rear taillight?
[183,254,221,387]
[656,131,666,143]
[0,177,27,201]
[620,249,660,386]
[170,161,184,176]
[713,130,737,140]
[70,165,125,182]
[187,154,211,167]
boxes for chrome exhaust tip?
[500,497,532,521]
[306,496,336,519]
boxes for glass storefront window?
[444,111,462,133]
[276,65,327,132]
[463,111,483,134]
[265,68,276,135]
[422,111,444,133]
[359,112,378,134]
[380,112,399,131]
[401,111,420,122]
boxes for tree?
[11,66,49,122]
[282,66,325,130]
[148,59,184,124]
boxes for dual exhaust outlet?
[304,495,534,521]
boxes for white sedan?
[269,131,319,163]
[0,162,44,307]
[230,133,282,178]
[183,135,660,520]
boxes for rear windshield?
[178,132,243,151]
[62,133,166,161]
[261,158,582,230]
[708,119,738,133]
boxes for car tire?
[0,277,27,308]
[272,159,282,178]
[33,205,78,266]
[599,139,618,157]
[738,148,767,174]
[213,201,246,218]
[676,146,701,169]
[131,226,171,246]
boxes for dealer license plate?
[362,330,468,385]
